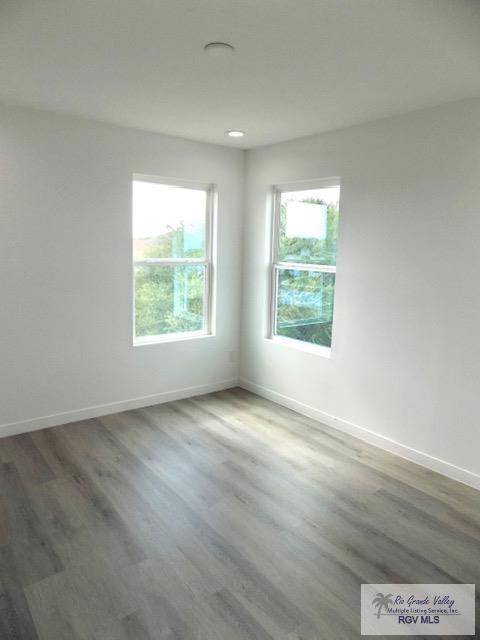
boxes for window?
[132,176,214,344]
[270,180,340,351]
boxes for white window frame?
[132,175,215,346]
[269,177,340,356]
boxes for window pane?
[278,186,339,265]
[133,181,207,260]
[135,264,205,338]
[275,269,335,347]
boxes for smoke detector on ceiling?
[204,42,235,57]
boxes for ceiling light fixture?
[204,42,235,57]
[226,130,245,138]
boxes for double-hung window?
[270,180,340,352]
[132,176,214,344]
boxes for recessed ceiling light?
[204,42,235,57]
[226,130,245,138]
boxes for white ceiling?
[1,0,479,148]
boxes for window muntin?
[133,177,213,344]
[271,182,340,350]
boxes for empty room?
[1,1,479,638]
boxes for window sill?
[134,331,214,347]
[267,335,332,358]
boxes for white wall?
[0,104,244,433]
[241,98,480,488]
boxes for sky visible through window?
[133,181,206,251]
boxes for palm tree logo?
[372,593,394,618]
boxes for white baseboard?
[0,379,239,438]
[239,377,480,491]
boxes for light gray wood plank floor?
[0,388,478,639]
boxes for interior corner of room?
[1,2,479,638]
[3,97,479,490]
